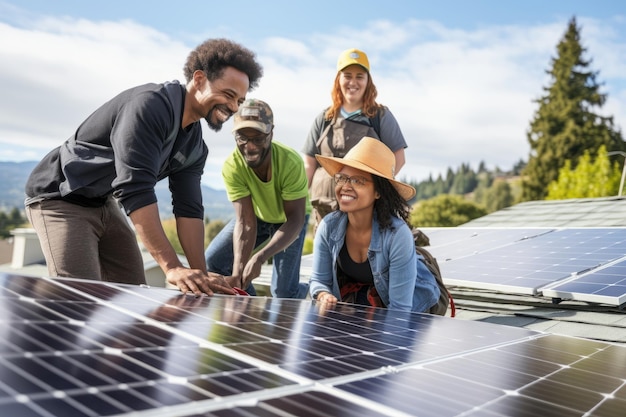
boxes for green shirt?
[222,141,311,223]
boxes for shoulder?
[381,217,412,240]
[377,105,398,122]
[318,211,346,238]
[320,210,343,227]
[272,141,304,163]
[116,82,183,121]
[272,140,298,153]
[126,82,181,102]
[222,149,245,172]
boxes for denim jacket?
[309,210,440,312]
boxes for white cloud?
[0,13,625,190]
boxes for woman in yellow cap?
[309,137,439,312]
[302,48,408,227]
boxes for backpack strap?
[316,117,334,150]
[369,107,382,137]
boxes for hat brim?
[337,63,369,73]
[232,120,272,134]
[315,154,416,201]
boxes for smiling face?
[194,66,250,132]
[339,64,368,108]
[335,166,379,214]
[234,127,272,169]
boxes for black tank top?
[337,242,373,284]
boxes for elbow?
[394,149,406,173]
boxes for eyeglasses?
[334,173,372,187]
[234,132,270,146]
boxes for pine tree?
[521,17,625,201]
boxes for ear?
[192,70,208,89]
[375,192,380,199]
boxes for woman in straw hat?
[309,137,439,312]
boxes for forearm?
[176,216,206,271]
[254,198,306,263]
[394,148,406,172]
[232,217,256,277]
[131,204,234,296]
[253,219,302,264]
[130,203,183,273]
[304,155,318,188]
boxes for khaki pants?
[26,198,146,285]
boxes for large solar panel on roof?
[422,227,626,306]
[1,272,625,416]
[422,227,554,261]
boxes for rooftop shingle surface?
[464,196,626,227]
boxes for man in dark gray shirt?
[25,38,263,296]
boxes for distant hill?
[0,161,233,221]
[0,161,37,211]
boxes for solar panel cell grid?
[1,273,625,416]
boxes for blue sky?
[1,0,625,189]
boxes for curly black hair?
[372,175,411,230]
[183,38,263,90]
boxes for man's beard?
[204,110,222,132]
[244,145,271,169]
[204,106,232,132]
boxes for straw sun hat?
[315,137,416,201]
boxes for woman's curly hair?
[372,175,411,230]
[183,38,263,90]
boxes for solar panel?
[1,272,625,416]
[422,227,554,261]
[542,258,626,306]
[422,228,626,305]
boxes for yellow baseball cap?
[336,48,370,72]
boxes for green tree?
[162,218,228,256]
[546,145,621,199]
[0,207,27,239]
[471,171,494,207]
[0,212,7,239]
[162,218,183,255]
[444,168,455,192]
[512,159,526,176]
[450,163,478,195]
[410,194,487,227]
[205,219,226,245]
[484,180,514,212]
[522,17,625,201]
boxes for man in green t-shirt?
[205,99,310,298]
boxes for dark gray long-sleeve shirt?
[25,81,208,219]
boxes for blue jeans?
[205,215,309,299]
